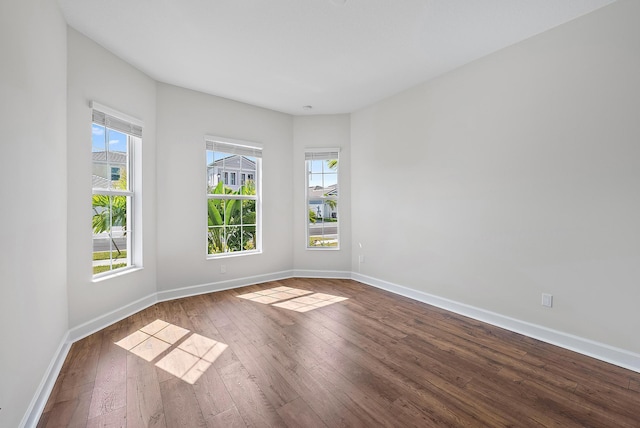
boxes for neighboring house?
[92,151,127,188]
[308,184,338,219]
[207,154,256,192]
[92,174,110,189]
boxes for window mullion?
[108,195,114,266]
[208,194,256,201]
[93,189,134,197]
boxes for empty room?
[1,0,639,426]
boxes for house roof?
[308,184,338,199]
[92,174,110,188]
[92,151,127,164]
[209,155,256,170]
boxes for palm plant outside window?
[206,138,262,256]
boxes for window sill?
[306,246,341,251]
[92,266,143,283]
[207,250,262,260]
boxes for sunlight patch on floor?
[115,320,228,384]
[237,286,348,312]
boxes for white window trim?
[205,136,263,258]
[91,102,143,279]
[305,147,340,251]
[91,101,144,130]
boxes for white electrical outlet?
[220,264,226,274]
[542,293,553,308]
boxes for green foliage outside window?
[207,180,257,254]
[92,171,128,257]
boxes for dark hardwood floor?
[38,278,640,427]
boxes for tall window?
[306,149,339,249]
[206,137,262,256]
[91,103,142,276]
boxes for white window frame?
[91,101,142,279]
[206,136,262,258]
[305,148,340,250]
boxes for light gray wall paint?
[66,28,158,328]
[293,115,352,271]
[351,0,640,354]
[155,83,294,291]
[0,1,68,426]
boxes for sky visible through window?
[206,150,232,165]
[308,159,337,188]
[92,124,127,153]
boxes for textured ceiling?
[58,0,617,115]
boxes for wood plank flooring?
[38,278,640,427]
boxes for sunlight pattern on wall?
[115,319,228,384]
[237,286,348,312]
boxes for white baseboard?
[351,272,640,374]
[21,333,71,428]
[68,292,158,343]
[292,269,351,279]
[68,270,296,343]
[156,270,295,302]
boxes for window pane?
[208,198,224,227]
[309,159,324,174]
[240,156,257,184]
[206,154,259,192]
[207,167,217,190]
[208,226,224,254]
[106,128,128,190]
[225,225,241,252]
[243,226,256,251]
[92,124,108,189]
[308,173,323,188]
[92,125,130,191]
[207,197,227,254]
[323,172,338,186]
[242,199,256,225]
[308,201,338,247]
[207,199,242,254]
[92,124,106,152]
[92,194,129,274]
[227,199,241,226]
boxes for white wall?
[155,83,294,291]
[0,0,68,426]
[351,0,640,354]
[66,28,158,328]
[293,115,352,272]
